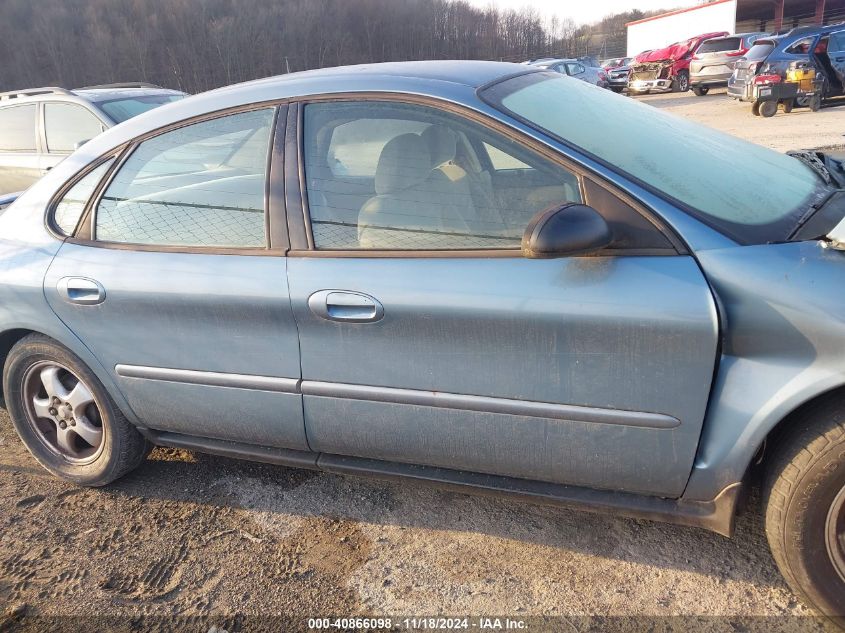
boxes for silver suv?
[0,83,185,195]
[689,33,767,95]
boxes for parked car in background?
[1,61,845,621]
[601,57,633,70]
[526,58,609,88]
[690,32,768,95]
[601,57,634,92]
[728,23,845,107]
[0,83,186,195]
[629,32,728,94]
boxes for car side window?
[0,105,37,152]
[44,103,105,153]
[94,108,275,248]
[303,101,583,250]
[830,31,845,52]
[566,63,585,76]
[53,159,115,235]
[786,37,814,55]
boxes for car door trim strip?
[300,381,680,430]
[115,364,300,393]
[114,365,679,429]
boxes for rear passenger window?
[95,108,275,248]
[0,105,37,152]
[45,103,104,153]
[54,160,114,235]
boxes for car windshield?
[482,72,829,243]
[97,94,184,123]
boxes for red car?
[628,32,728,94]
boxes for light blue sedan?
[1,61,844,619]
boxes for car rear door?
[43,106,307,451]
[41,102,108,173]
[287,98,719,498]
[0,103,42,195]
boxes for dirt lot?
[638,87,845,152]
[1,90,844,632]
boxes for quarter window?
[303,101,582,250]
[95,108,275,248]
[54,160,114,235]
[0,105,37,152]
[44,103,104,153]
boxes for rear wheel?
[692,85,709,96]
[764,400,845,623]
[810,94,822,112]
[782,99,794,113]
[2,334,150,486]
[751,101,762,116]
[759,100,778,117]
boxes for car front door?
[0,103,42,195]
[43,106,307,451]
[827,30,845,90]
[287,99,719,498]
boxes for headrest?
[375,133,431,195]
[421,125,458,168]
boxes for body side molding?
[301,381,681,429]
[115,364,301,393]
[114,365,680,429]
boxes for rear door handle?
[57,277,106,305]
[308,290,384,323]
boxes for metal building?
[626,0,845,56]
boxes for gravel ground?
[637,87,845,152]
[1,89,844,632]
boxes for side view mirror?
[74,139,91,151]
[522,203,613,258]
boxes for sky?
[463,0,695,25]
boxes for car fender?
[684,240,845,500]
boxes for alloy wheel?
[22,361,104,464]
[827,484,845,583]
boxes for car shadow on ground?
[46,444,782,590]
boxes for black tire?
[752,101,762,116]
[759,100,778,117]
[610,87,623,93]
[673,71,690,92]
[782,99,794,113]
[692,85,709,96]
[2,334,150,486]
[764,399,845,623]
[810,94,822,112]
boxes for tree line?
[0,0,654,94]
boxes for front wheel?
[673,71,690,92]
[2,334,150,486]
[692,85,709,96]
[765,400,845,622]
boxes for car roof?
[0,85,185,108]
[72,87,185,102]
[780,21,845,41]
[64,60,542,168]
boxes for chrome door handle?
[57,277,106,305]
[308,290,384,323]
